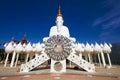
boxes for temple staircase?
[20,53,95,72]
[67,53,95,72]
[20,53,50,72]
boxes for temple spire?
[21,33,27,44]
[11,37,15,42]
[56,5,64,32]
[24,33,26,38]
[57,5,62,17]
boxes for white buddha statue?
[43,6,75,42]
[49,6,70,37]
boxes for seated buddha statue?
[43,6,75,42]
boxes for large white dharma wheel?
[44,35,73,61]
[44,35,73,72]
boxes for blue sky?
[0,0,120,47]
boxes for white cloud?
[92,0,120,42]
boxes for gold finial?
[57,5,62,17]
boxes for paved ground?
[0,74,120,80]
[0,64,120,80]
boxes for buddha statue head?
[56,16,64,27]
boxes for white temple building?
[4,5,112,73]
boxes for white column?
[88,53,91,63]
[69,61,72,67]
[79,53,82,59]
[101,52,106,67]
[85,55,88,61]
[25,53,29,62]
[97,53,102,67]
[35,53,38,58]
[46,61,48,67]
[107,53,112,67]
[4,53,9,67]
[91,54,93,63]
[29,54,33,60]
[15,53,19,67]
[10,51,16,67]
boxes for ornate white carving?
[44,35,73,61]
